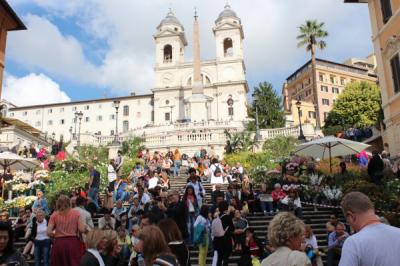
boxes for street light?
[52,132,56,143]
[252,92,261,141]
[73,112,78,140]
[296,100,306,141]
[76,111,83,147]
[69,126,73,141]
[113,100,121,145]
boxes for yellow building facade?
[283,58,377,127]
[345,0,400,156]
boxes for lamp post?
[52,132,56,143]
[296,100,306,141]
[252,92,261,141]
[113,100,121,145]
[76,111,83,147]
[73,112,78,140]
[169,105,173,125]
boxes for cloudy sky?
[3,0,372,106]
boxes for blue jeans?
[186,213,196,245]
[88,187,99,210]
[174,160,181,176]
[260,201,273,213]
[114,190,128,202]
[34,238,51,266]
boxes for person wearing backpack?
[212,201,234,266]
[210,158,224,184]
[193,205,211,266]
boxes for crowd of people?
[0,146,399,266]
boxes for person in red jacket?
[271,184,286,212]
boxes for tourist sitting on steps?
[327,222,348,266]
[280,188,303,218]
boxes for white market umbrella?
[294,136,370,173]
[0,151,38,171]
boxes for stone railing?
[122,120,246,138]
[259,126,300,140]
[79,123,317,149]
[144,131,227,148]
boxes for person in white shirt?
[339,191,400,266]
[210,158,224,184]
[107,159,117,193]
[148,174,159,190]
[280,188,302,218]
[98,210,116,230]
[32,209,51,266]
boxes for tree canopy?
[297,20,328,54]
[248,82,285,130]
[324,81,382,131]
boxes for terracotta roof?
[0,0,26,31]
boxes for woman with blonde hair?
[137,225,178,266]
[47,195,87,266]
[101,230,124,266]
[261,212,310,266]
[80,229,106,266]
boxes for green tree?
[248,82,285,130]
[297,20,328,130]
[323,81,382,131]
[121,137,145,158]
[262,136,297,160]
[224,130,255,153]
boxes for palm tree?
[297,20,328,130]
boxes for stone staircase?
[13,173,342,265]
[170,174,341,265]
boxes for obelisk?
[192,9,203,95]
[186,8,210,122]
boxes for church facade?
[1,4,249,149]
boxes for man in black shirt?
[166,190,188,239]
[88,165,101,210]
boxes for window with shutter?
[390,54,400,94]
[380,0,392,24]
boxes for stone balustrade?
[77,123,317,157]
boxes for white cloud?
[3,73,70,106]
[7,0,373,96]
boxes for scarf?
[87,249,105,266]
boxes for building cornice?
[9,94,153,111]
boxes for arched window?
[163,44,172,63]
[123,105,129,116]
[223,38,233,57]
